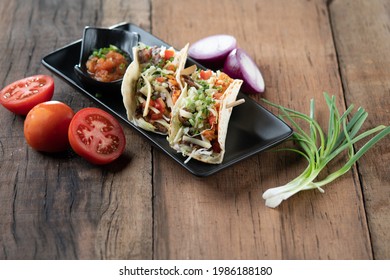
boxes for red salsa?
[86,45,129,82]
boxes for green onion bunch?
[262,92,390,208]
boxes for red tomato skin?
[154,97,166,113]
[24,101,75,153]
[164,49,175,60]
[200,69,212,80]
[0,75,54,115]
[68,108,126,165]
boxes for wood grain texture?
[0,0,153,259]
[152,0,371,259]
[329,0,390,259]
[1,0,389,260]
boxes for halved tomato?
[68,108,126,165]
[0,75,54,115]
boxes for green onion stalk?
[262,92,390,208]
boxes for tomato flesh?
[0,75,54,115]
[200,69,212,80]
[24,101,75,153]
[68,108,126,165]
[164,49,175,60]
[86,50,129,82]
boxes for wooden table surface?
[1,0,389,260]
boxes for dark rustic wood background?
[0,0,389,259]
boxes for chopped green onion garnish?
[91,44,124,59]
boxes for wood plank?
[152,0,372,259]
[0,0,153,259]
[329,0,390,259]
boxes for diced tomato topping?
[200,69,212,80]
[143,98,166,120]
[150,112,163,120]
[203,113,218,141]
[154,97,166,113]
[156,76,165,83]
[164,49,175,60]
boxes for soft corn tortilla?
[121,43,189,134]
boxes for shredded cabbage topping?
[134,43,180,133]
[171,69,232,161]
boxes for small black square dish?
[74,27,139,92]
[42,22,293,177]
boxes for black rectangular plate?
[42,22,293,177]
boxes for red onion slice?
[223,48,265,94]
[188,35,237,70]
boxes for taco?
[168,68,243,164]
[121,42,189,134]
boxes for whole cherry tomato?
[24,101,75,152]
